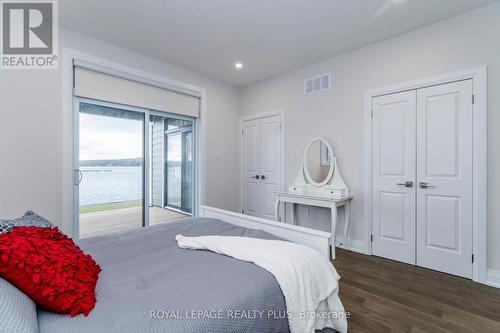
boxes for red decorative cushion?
[0,226,101,316]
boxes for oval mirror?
[303,137,335,187]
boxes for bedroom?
[0,0,499,332]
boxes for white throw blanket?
[176,235,348,333]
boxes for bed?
[7,207,343,332]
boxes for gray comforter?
[38,218,291,333]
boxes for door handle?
[251,175,260,179]
[419,182,436,189]
[74,169,83,185]
[261,175,266,180]
[396,181,413,188]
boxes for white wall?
[0,28,240,232]
[239,3,500,270]
[1,3,498,274]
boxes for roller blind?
[74,67,200,118]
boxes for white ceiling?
[60,0,497,87]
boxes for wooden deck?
[80,206,187,238]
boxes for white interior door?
[242,118,261,217]
[241,115,282,219]
[416,80,473,278]
[372,91,416,264]
[259,115,281,219]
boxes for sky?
[79,113,143,160]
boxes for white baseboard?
[486,269,500,289]
[335,237,367,255]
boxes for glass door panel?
[181,131,193,213]
[166,132,182,209]
[78,102,144,238]
[165,118,193,214]
[148,115,193,225]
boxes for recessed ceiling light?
[234,62,243,69]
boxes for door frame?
[363,67,487,284]
[239,109,286,217]
[62,48,206,240]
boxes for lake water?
[79,166,142,206]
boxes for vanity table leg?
[330,204,338,260]
[274,197,280,222]
[290,203,295,225]
[343,200,350,250]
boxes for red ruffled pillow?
[0,226,101,316]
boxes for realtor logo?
[1,0,58,69]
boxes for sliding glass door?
[78,103,144,238]
[165,119,193,213]
[76,100,195,238]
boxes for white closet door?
[242,119,261,217]
[242,115,282,219]
[259,115,282,220]
[416,80,473,278]
[372,91,416,264]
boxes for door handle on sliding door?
[74,169,83,185]
[251,175,260,179]
[396,181,413,188]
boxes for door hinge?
[472,95,475,105]
[472,254,474,263]
[370,234,373,242]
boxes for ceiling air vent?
[304,73,331,95]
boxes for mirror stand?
[289,158,349,199]
[288,137,349,199]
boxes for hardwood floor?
[334,250,500,333]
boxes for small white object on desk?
[275,137,352,260]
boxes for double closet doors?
[372,80,473,279]
[241,115,282,220]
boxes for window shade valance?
[74,67,200,118]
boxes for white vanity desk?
[275,193,352,259]
[275,137,351,260]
